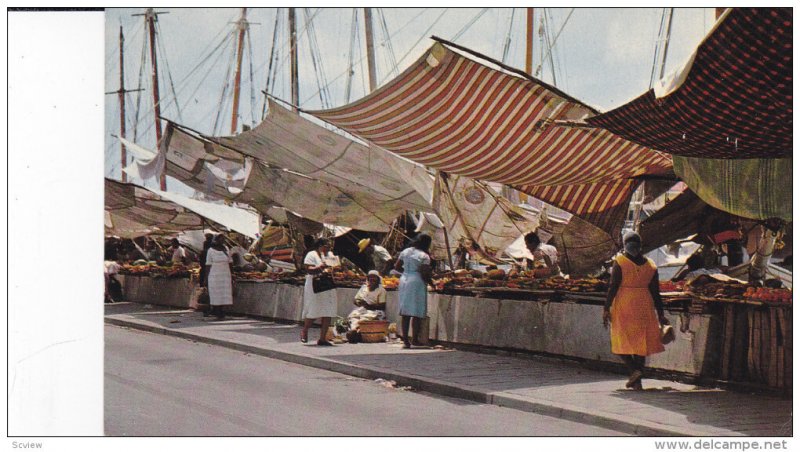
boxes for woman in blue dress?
[394,234,433,349]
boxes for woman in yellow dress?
[603,232,668,390]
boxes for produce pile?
[684,275,792,305]
[658,280,686,293]
[233,270,294,282]
[432,269,607,295]
[119,262,194,278]
[331,269,368,288]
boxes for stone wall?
[118,276,720,377]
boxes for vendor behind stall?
[358,238,393,275]
[524,231,562,276]
[347,270,387,334]
[671,254,721,282]
[169,238,187,265]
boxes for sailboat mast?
[288,8,299,111]
[145,8,166,190]
[526,8,534,75]
[364,8,378,92]
[231,8,248,134]
[118,26,128,183]
[658,8,674,80]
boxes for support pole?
[230,8,248,135]
[658,8,674,80]
[526,8,534,75]
[364,8,378,92]
[288,8,299,111]
[118,26,127,182]
[436,171,456,271]
[146,8,166,190]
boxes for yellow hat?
[358,238,371,253]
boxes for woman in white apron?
[206,234,233,320]
[301,238,338,345]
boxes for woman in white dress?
[301,238,338,345]
[205,234,233,320]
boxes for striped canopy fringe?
[588,8,792,159]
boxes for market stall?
[115,264,791,392]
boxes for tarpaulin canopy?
[161,123,418,232]
[587,8,792,159]
[306,39,673,236]
[151,188,261,238]
[120,136,165,182]
[672,156,792,221]
[212,100,430,210]
[104,178,258,239]
[433,173,539,262]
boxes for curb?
[106,316,710,437]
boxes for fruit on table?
[486,269,506,280]
[744,287,792,303]
[383,276,399,290]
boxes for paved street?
[105,303,793,437]
[105,325,626,436]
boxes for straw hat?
[358,238,371,253]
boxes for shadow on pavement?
[611,386,793,436]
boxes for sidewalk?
[105,303,792,437]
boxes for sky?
[103,7,716,185]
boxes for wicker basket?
[358,320,389,343]
[360,332,387,343]
[358,320,389,333]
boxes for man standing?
[358,238,393,275]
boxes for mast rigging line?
[173,33,237,134]
[300,8,433,106]
[501,8,516,64]
[212,30,240,135]
[377,9,399,80]
[132,28,149,143]
[130,28,237,141]
[540,9,557,86]
[246,28,257,128]
[261,7,283,120]
[534,8,573,81]
[451,8,490,42]
[344,8,359,104]
[375,8,449,87]
[155,19,184,123]
[303,7,333,109]
[547,9,568,90]
[132,29,237,142]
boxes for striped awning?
[588,8,792,159]
[307,40,673,236]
